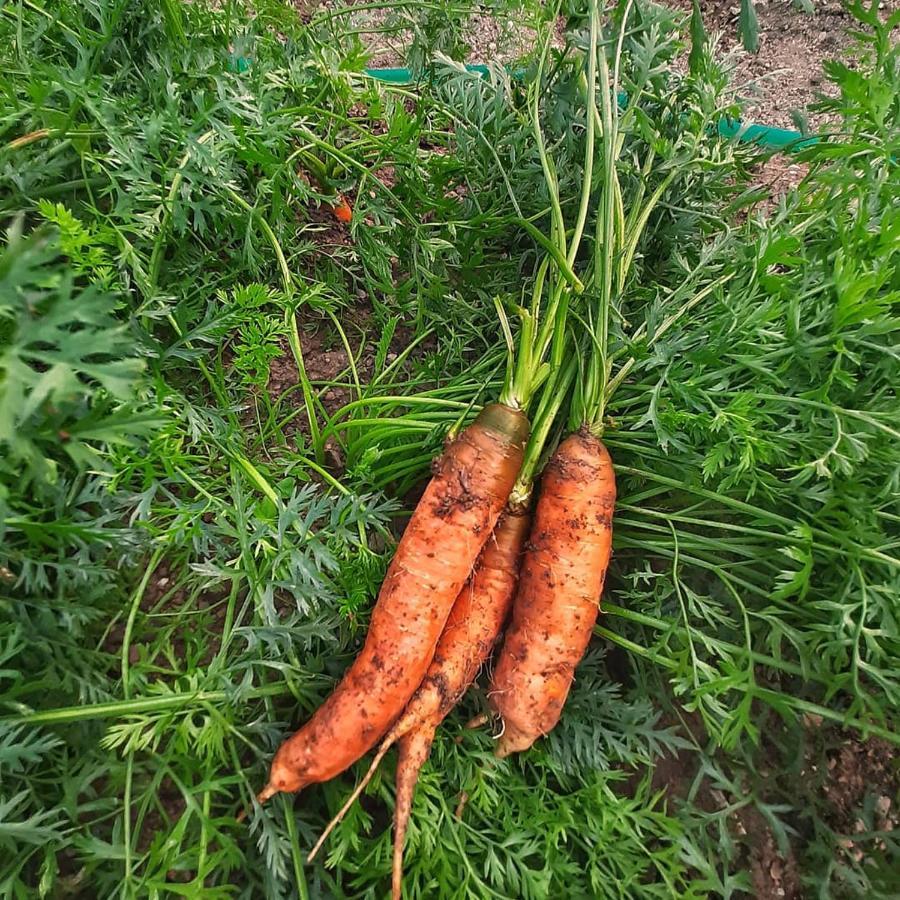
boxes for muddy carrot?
[308,508,530,894]
[256,403,528,802]
[489,429,615,756]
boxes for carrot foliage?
[1,0,898,897]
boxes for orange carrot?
[489,429,615,757]
[256,404,528,803]
[307,508,531,898]
[331,194,353,223]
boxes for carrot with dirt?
[489,429,615,755]
[330,193,353,223]
[311,357,575,894]
[256,401,528,802]
[303,359,576,890]
[307,508,531,875]
[254,124,589,804]
[302,7,598,884]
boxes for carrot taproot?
[489,428,615,757]
[307,508,531,896]
[256,403,529,803]
[331,194,353,223]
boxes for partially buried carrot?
[256,403,529,803]
[331,193,353,223]
[308,507,531,898]
[489,428,615,757]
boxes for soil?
[821,735,900,862]
[667,0,852,131]
[733,803,804,900]
[314,0,864,205]
[648,715,900,899]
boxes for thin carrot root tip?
[392,728,435,900]
[307,834,327,863]
[308,736,396,862]
[464,712,489,731]
[256,783,279,805]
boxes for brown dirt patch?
[641,712,900,899]
[266,309,420,473]
[667,0,851,130]
[822,735,900,862]
[317,0,856,132]
[734,804,804,900]
[317,0,551,69]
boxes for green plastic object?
[231,56,815,153]
[716,118,818,151]
[362,67,816,153]
[228,53,253,73]
[362,64,491,82]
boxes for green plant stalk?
[285,306,324,464]
[499,2,598,461]
[233,455,280,506]
[617,170,676,290]
[504,257,548,408]
[569,50,598,269]
[510,353,579,505]
[148,129,215,293]
[497,0,601,419]
[1,684,292,726]
[617,464,900,571]
[513,218,584,294]
[582,8,620,436]
[119,549,163,894]
[529,3,566,264]
[282,793,311,900]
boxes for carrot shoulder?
[489,429,615,757]
[258,403,528,800]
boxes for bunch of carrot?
[249,4,719,896]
